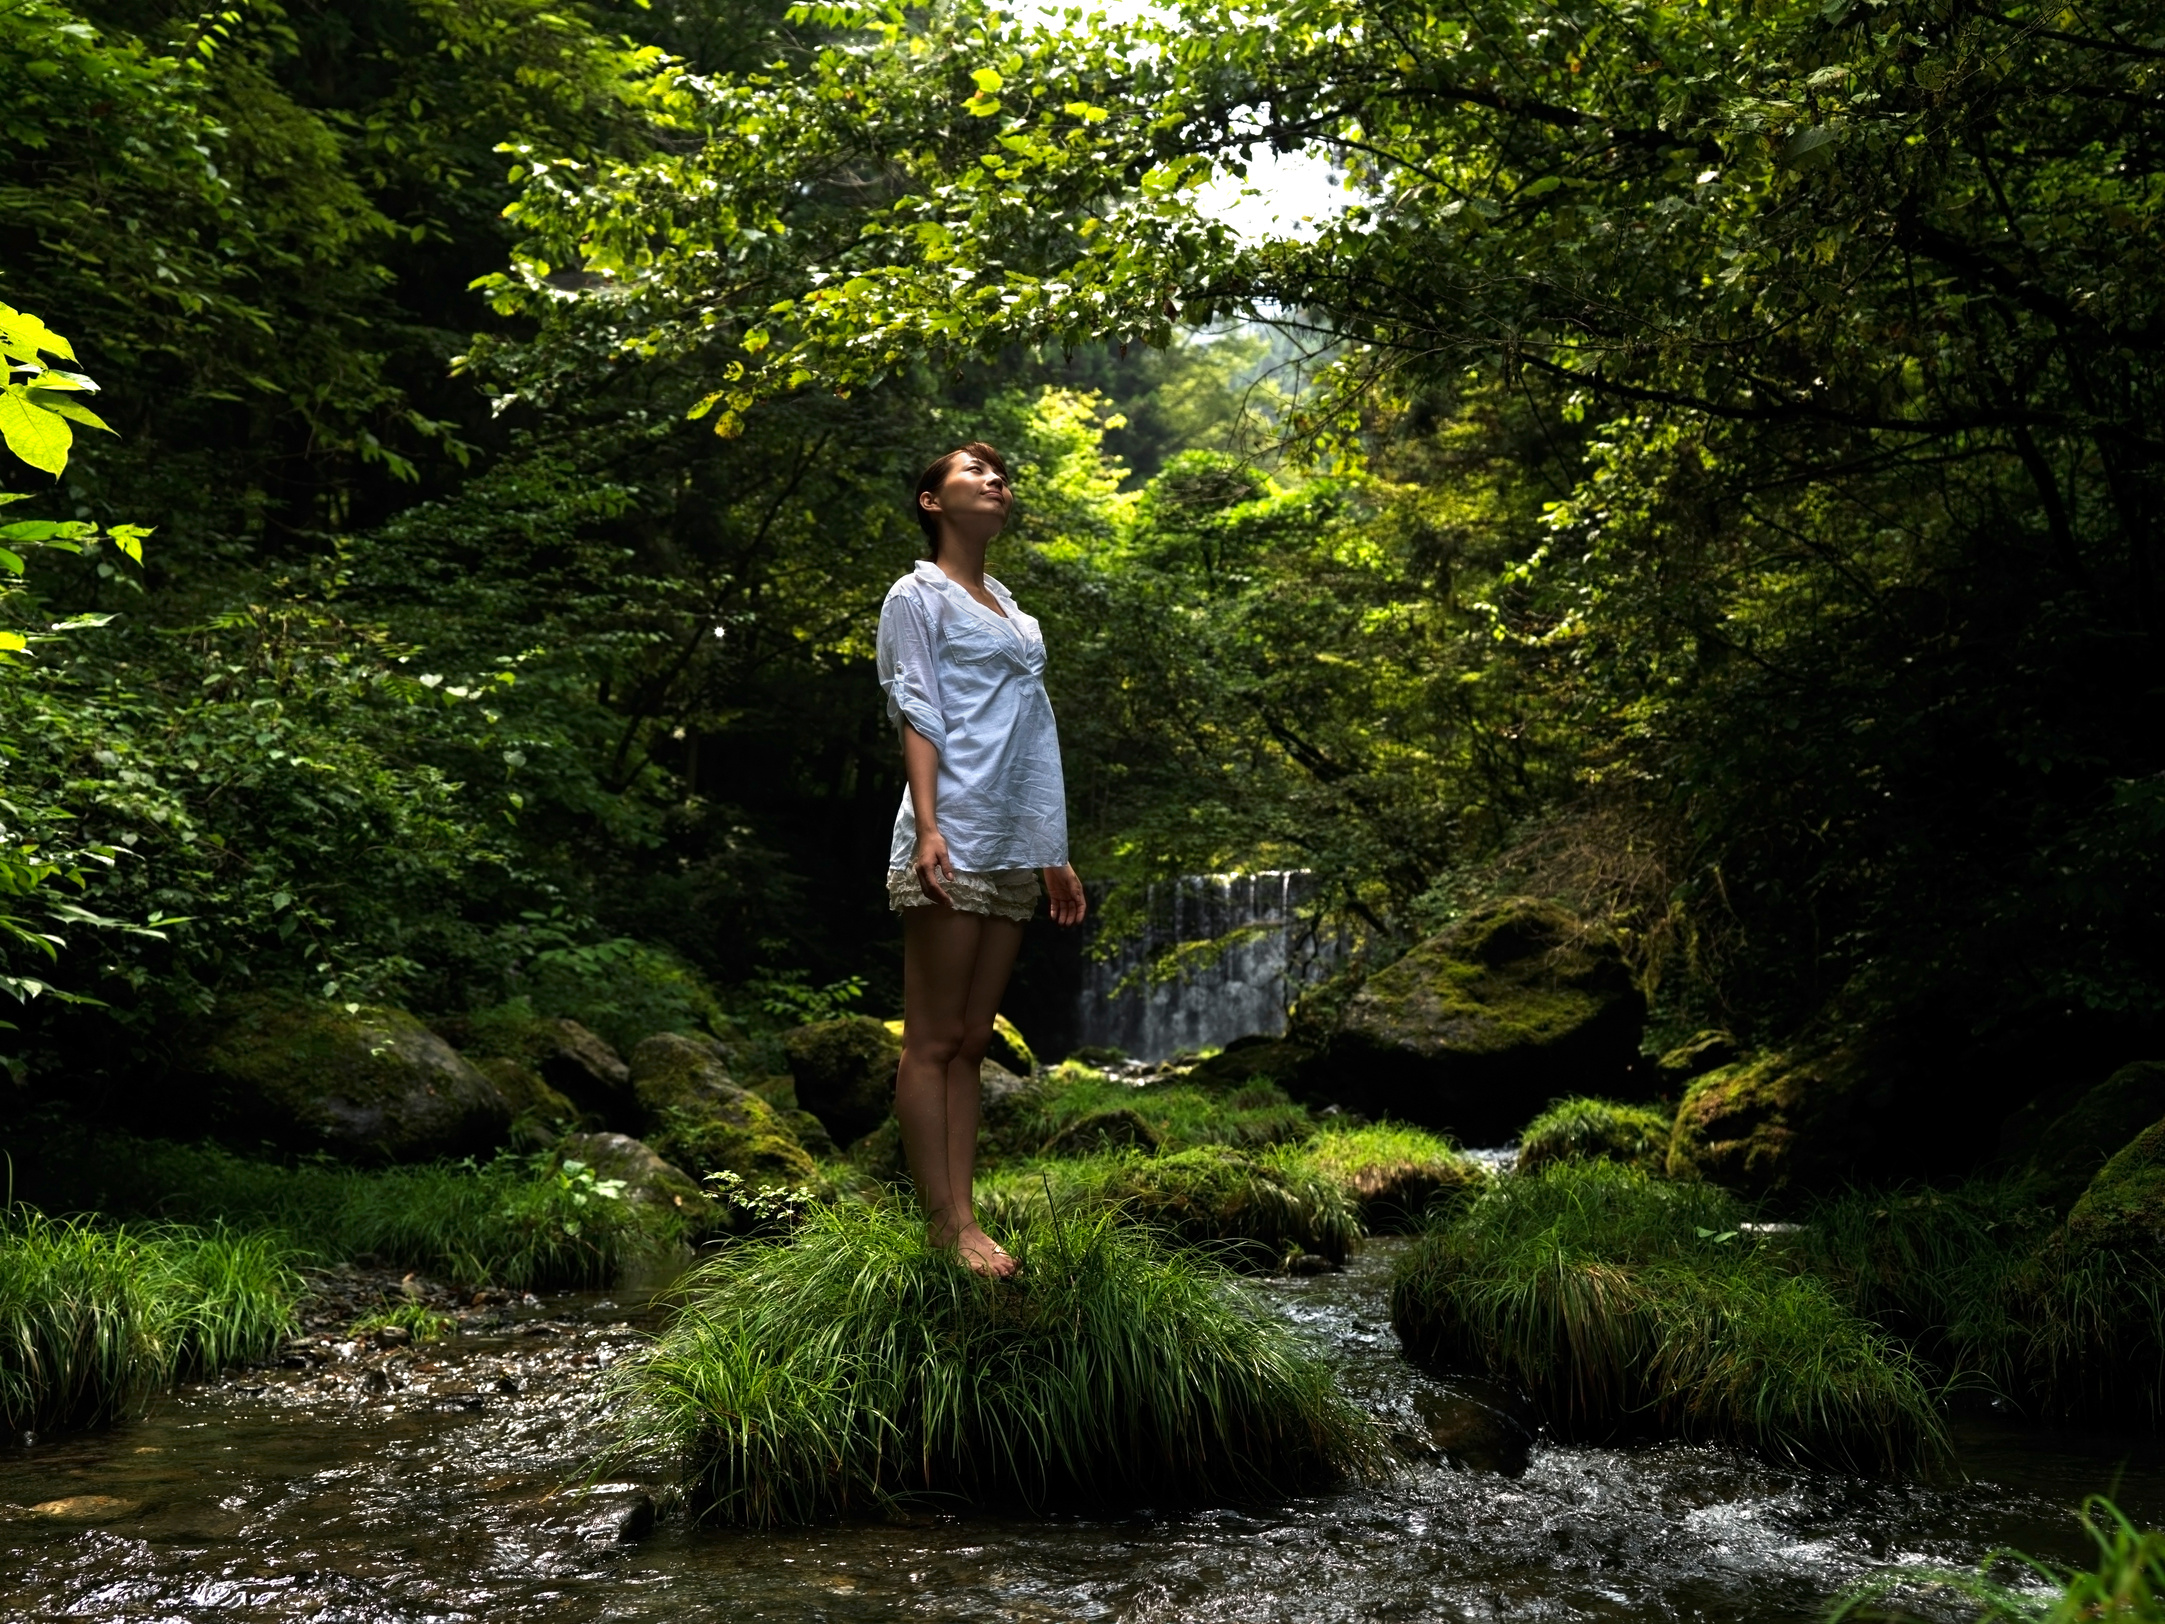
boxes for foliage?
[349,1301,457,1343]
[24,1135,685,1288]
[1830,1496,2165,1624]
[619,1200,1382,1525]
[1390,1160,1950,1473]
[0,1208,297,1432]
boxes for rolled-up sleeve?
[876,585,947,753]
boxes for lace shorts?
[886,866,1040,922]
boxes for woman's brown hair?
[914,442,1009,558]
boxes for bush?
[1299,1122,1488,1230]
[622,1202,1382,1525]
[1516,1097,1673,1174]
[1389,1161,1949,1473]
[519,937,726,1059]
[0,1210,298,1433]
[979,1144,1360,1270]
[29,1135,688,1288]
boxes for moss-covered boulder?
[197,995,512,1162]
[1653,1031,1739,1092]
[1309,899,1644,1143]
[558,1131,709,1221]
[475,1057,584,1150]
[440,1004,635,1124]
[784,1017,902,1146]
[628,1034,817,1191]
[2006,1062,2165,1212]
[2065,1096,2165,1252]
[1665,1045,1882,1202]
[1040,1106,1164,1160]
[1518,1097,1674,1174]
[1185,1037,1317,1095]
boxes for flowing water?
[5,1243,2163,1624]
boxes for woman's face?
[923,453,1012,529]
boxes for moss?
[2067,1111,2165,1253]
[1665,1045,1876,1203]
[1300,1123,1488,1230]
[1316,898,1645,1142]
[558,1131,711,1223]
[627,1033,736,1123]
[198,993,510,1162]
[783,1017,902,1145]
[1002,1063,1311,1160]
[1184,1037,1317,1095]
[1519,1096,1674,1174]
[439,1000,632,1122]
[474,1057,584,1149]
[2017,1062,2165,1212]
[1653,1030,1738,1089]
[647,1090,819,1194]
[1039,1107,1164,1159]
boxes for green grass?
[1829,1495,2165,1622]
[1793,1180,2165,1425]
[1299,1122,1488,1231]
[350,1302,456,1342]
[1389,1160,1950,1474]
[0,1209,299,1433]
[978,1144,1361,1270]
[621,1201,1383,1525]
[1517,1097,1673,1174]
[25,1134,688,1289]
[997,1062,1313,1160]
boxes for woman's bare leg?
[898,905,1022,1275]
[947,915,1025,1269]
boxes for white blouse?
[876,560,1069,873]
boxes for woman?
[878,442,1086,1277]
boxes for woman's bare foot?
[954,1224,1018,1279]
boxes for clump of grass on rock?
[623,1201,1381,1525]
[979,1144,1360,1270]
[1390,1160,1949,1473]
[0,1210,298,1432]
[1300,1122,1487,1231]
[1516,1096,1673,1174]
[1002,1061,1313,1160]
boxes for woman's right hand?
[914,827,954,909]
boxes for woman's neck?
[932,528,991,589]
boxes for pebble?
[26,1495,140,1521]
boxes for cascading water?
[1069,870,1340,1061]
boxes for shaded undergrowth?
[0,1209,299,1432]
[20,1134,685,1288]
[1390,1160,1950,1474]
[623,1201,1382,1525]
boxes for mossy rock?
[784,1017,902,1146]
[1665,1045,1882,1203]
[1302,1126,1489,1232]
[780,1107,839,1160]
[627,1032,818,1191]
[2066,1104,2165,1252]
[1040,1107,1164,1160]
[474,1057,584,1150]
[1094,1145,1358,1270]
[1311,898,1645,1143]
[627,1033,737,1125]
[197,994,512,1162]
[2010,1062,2165,1213]
[1653,1031,1739,1091]
[439,1004,632,1134]
[1185,1037,1318,1095]
[558,1130,710,1221]
[1519,1097,1674,1175]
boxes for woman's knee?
[955,1018,996,1067]
[903,1021,968,1070]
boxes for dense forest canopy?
[1,0,2158,1145]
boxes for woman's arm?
[901,719,954,907]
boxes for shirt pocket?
[944,614,1020,667]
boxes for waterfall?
[1069,871,1338,1062]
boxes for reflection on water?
[4,1243,2163,1623]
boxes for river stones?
[1302,898,1645,1144]
[195,994,512,1162]
[557,1130,707,1218]
[438,1008,636,1125]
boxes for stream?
[5,1241,2164,1623]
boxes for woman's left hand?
[1044,863,1087,926]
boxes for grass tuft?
[1829,1494,2165,1622]
[1300,1122,1488,1231]
[1002,1063,1313,1159]
[0,1209,299,1433]
[622,1200,1382,1525]
[1390,1160,1950,1473]
[1517,1096,1673,1174]
[978,1144,1360,1270]
[26,1134,687,1288]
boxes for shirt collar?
[914,559,1016,605]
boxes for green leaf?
[0,388,71,476]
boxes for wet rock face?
[627,1035,818,1191]
[1308,899,1645,1143]
[783,1017,903,1146]
[198,995,512,1162]
[2006,1061,2165,1213]
[1665,1045,1882,1202]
